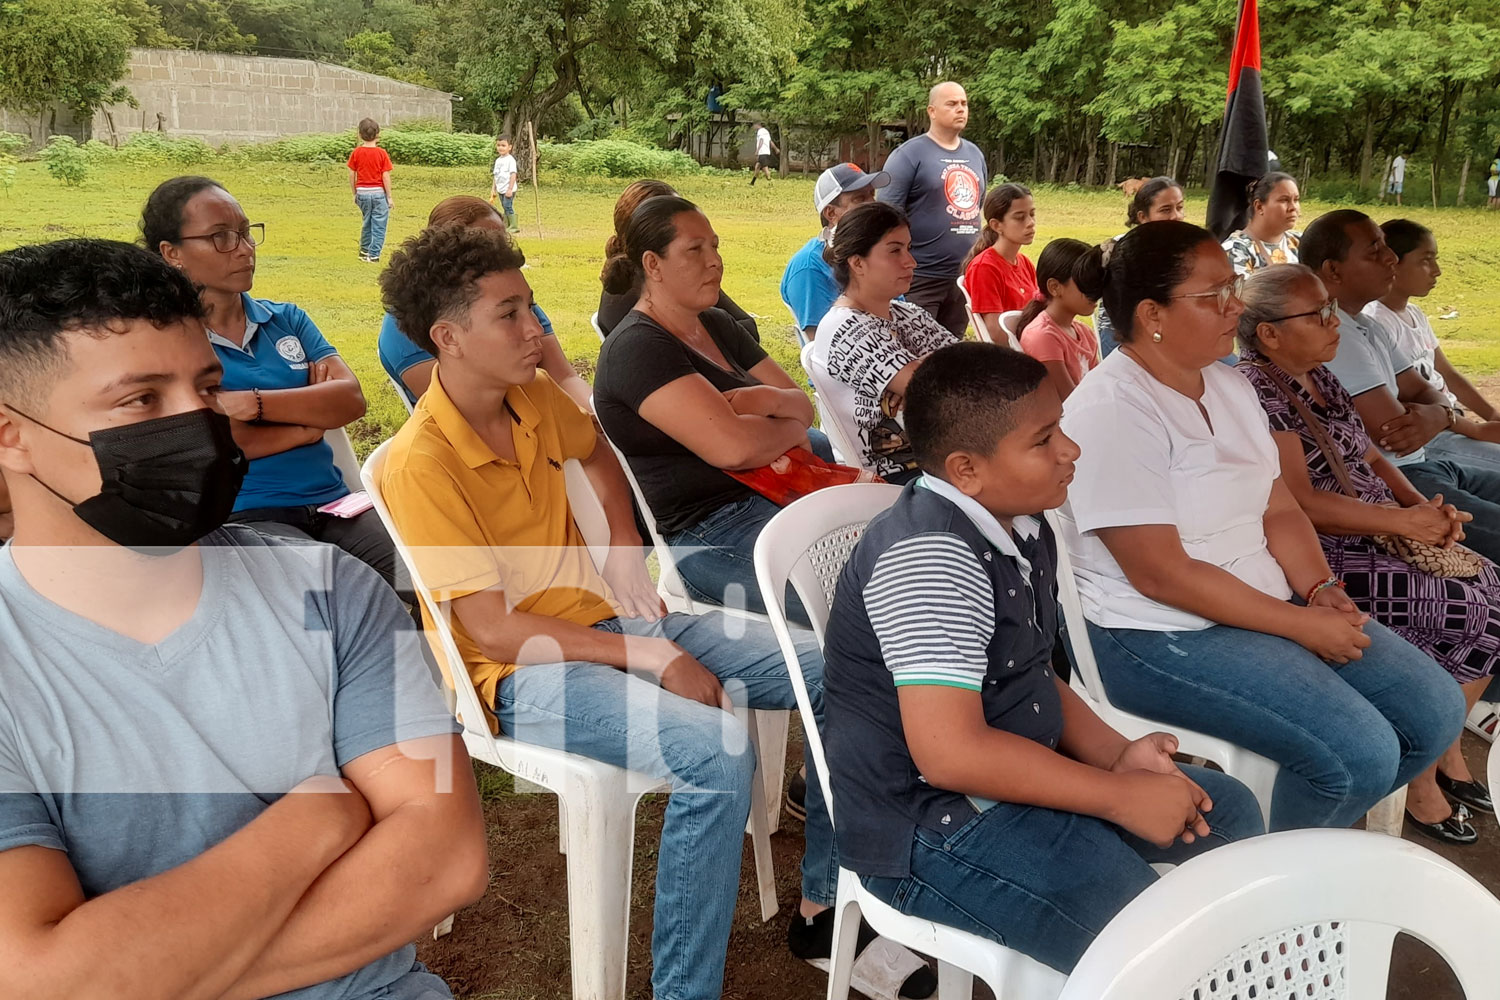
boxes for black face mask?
[8,406,247,553]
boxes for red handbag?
[724,447,882,507]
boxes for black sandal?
[1436,771,1494,814]
[1406,802,1478,846]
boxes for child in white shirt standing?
[489,135,519,234]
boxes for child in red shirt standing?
[961,183,1037,343]
[1016,238,1101,401]
[347,118,394,263]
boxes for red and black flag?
[1206,0,1268,240]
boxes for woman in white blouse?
[812,201,959,483]
[1059,220,1462,832]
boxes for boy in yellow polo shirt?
[378,226,933,1000]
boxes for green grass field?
[2,160,1497,453]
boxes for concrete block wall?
[89,48,452,145]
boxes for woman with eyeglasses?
[1235,263,1500,845]
[1058,221,1462,834]
[141,175,403,594]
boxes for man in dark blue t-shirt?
[877,81,987,337]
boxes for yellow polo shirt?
[381,368,619,721]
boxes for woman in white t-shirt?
[813,202,959,482]
[1058,221,1462,833]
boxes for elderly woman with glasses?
[1058,222,1462,835]
[141,175,404,594]
[1234,263,1500,845]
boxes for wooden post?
[527,121,541,238]
[1431,160,1439,209]
[1457,153,1472,206]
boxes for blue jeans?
[664,430,833,627]
[860,766,1263,974]
[1089,619,1463,831]
[1400,456,1500,564]
[495,612,836,1000]
[356,189,390,258]
[1421,429,1500,477]
[498,192,515,216]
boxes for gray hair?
[1237,263,1320,354]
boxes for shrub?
[536,141,576,173]
[378,129,492,166]
[388,116,453,133]
[0,131,29,156]
[562,138,699,178]
[40,136,88,186]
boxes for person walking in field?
[1487,147,1499,209]
[347,118,394,263]
[750,122,778,186]
[1386,152,1407,207]
[489,135,520,234]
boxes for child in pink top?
[1016,238,1101,400]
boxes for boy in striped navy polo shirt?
[821,342,1265,973]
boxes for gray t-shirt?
[0,525,460,1000]
[877,134,987,278]
[1325,306,1422,466]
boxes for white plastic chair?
[1044,508,1408,836]
[324,427,363,492]
[590,311,606,342]
[1059,827,1500,999]
[361,440,781,999]
[388,371,415,415]
[754,484,1069,1000]
[999,309,1024,349]
[1487,734,1500,802]
[801,341,862,469]
[784,298,810,348]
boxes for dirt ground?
[417,727,1498,1000]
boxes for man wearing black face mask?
[0,239,487,1000]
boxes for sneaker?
[367,256,381,264]
[1465,702,1498,743]
[788,908,937,999]
[357,252,371,262]
[785,767,808,823]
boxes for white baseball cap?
[815,163,891,215]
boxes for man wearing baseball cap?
[780,162,889,342]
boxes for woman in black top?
[596,180,760,341]
[594,195,818,622]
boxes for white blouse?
[1057,350,1293,632]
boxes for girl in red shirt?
[961,183,1037,343]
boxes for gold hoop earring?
[1152,330,1163,343]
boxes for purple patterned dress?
[1238,352,1500,684]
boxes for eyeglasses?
[1174,274,1246,314]
[1267,300,1339,327]
[178,224,265,253]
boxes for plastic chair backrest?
[1042,508,1109,704]
[325,427,363,492]
[1488,737,1500,803]
[784,299,809,348]
[1060,828,1500,1000]
[388,372,415,416]
[753,483,904,823]
[800,340,867,472]
[361,439,497,742]
[956,273,988,343]
[590,311,606,343]
[999,310,1024,350]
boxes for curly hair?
[141,175,225,253]
[0,239,206,407]
[380,225,527,355]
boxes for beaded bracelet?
[252,387,263,423]
[1305,576,1344,605]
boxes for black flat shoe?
[1436,772,1494,814]
[1406,803,1478,846]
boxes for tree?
[0,0,134,135]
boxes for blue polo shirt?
[781,235,840,333]
[378,305,556,406]
[208,294,347,511]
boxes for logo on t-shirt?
[941,162,982,226]
[275,336,307,365]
